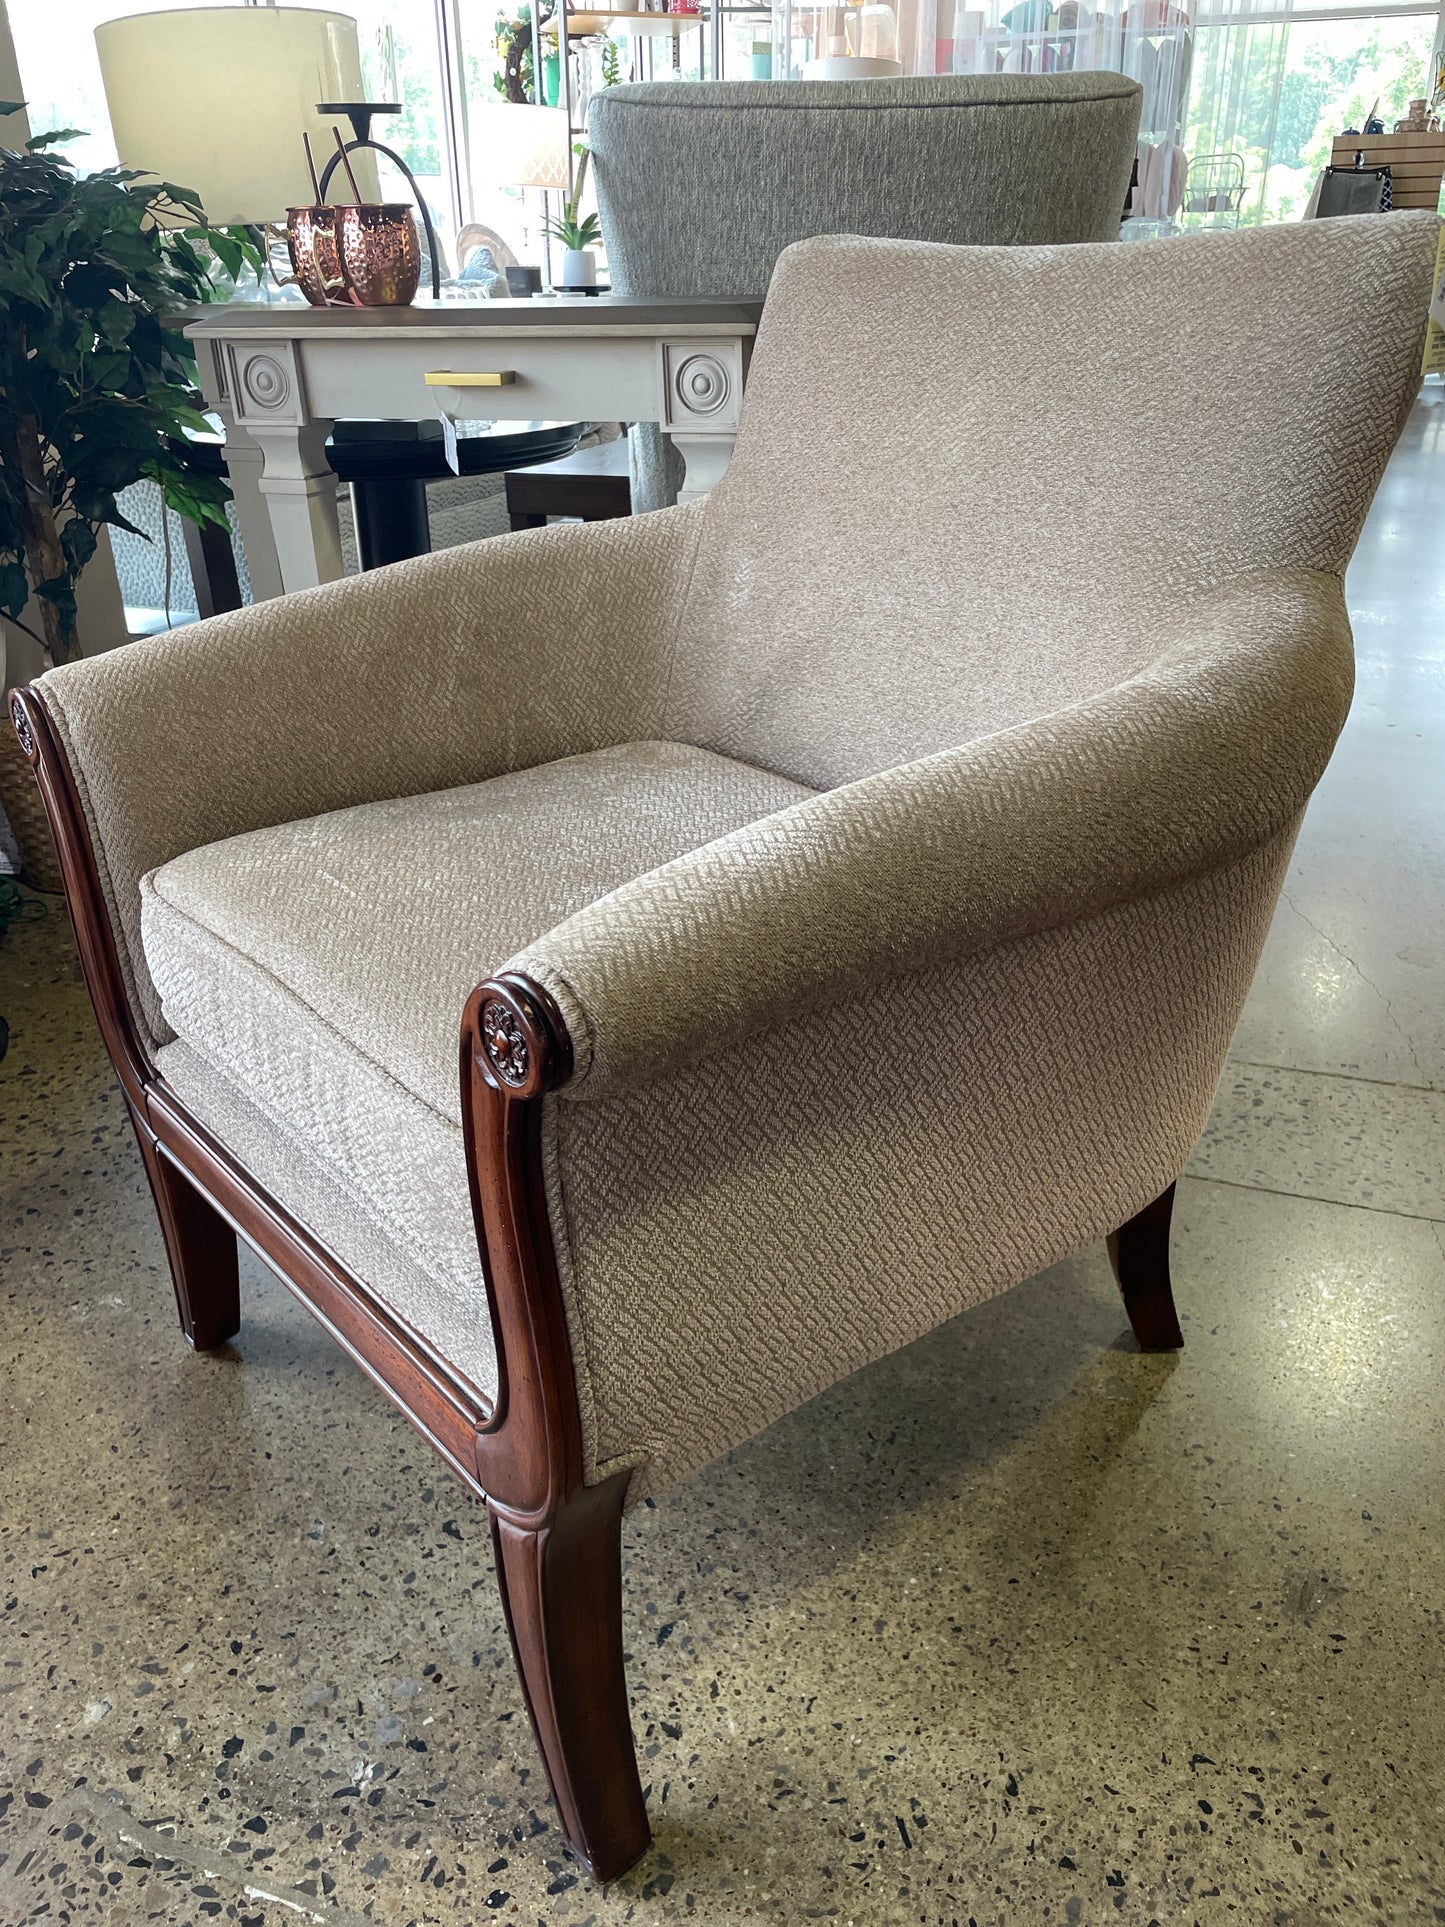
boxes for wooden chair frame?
[9,682,1182,1883]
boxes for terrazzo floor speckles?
[1187,1063,1445,1220]
[3,396,1445,1926]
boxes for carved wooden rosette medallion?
[673,352,730,416]
[469,975,571,1103]
[10,691,37,763]
[240,352,291,412]
[482,999,531,1087]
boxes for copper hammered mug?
[284,202,421,308]
[284,205,348,306]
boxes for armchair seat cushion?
[140,740,813,1390]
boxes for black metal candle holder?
[316,102,443,300]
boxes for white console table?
[185,297,762,600]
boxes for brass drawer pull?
[424,370,517,387]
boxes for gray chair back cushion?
[590,73,1142,507]
[665,214,1438,789]
[591,73,1143,299]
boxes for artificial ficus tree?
[0,105,260,666]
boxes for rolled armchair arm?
[515,568,1354,1094]
[21,505,703,1046]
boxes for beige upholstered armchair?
[11,213,1436,1882]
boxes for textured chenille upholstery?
[590,72,1143,506]
[591,73,1143,293]
[32,214,1438,1502]
[141,744,810,1392]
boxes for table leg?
[669,430,737,506]
[211,415,283,604]
[245,421,344,594]
[659,338,745,506]
[180,514,244,619]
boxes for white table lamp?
[95,7,376,225]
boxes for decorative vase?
[561,248,597,289]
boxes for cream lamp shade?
[476,104,571,191]
[95,7,376,225]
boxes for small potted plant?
[543,145,601,290]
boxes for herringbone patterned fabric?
[140,742,812,1126]
[516,570,1352,1092]
[592,72,1142,512]
[40,507,703,1048]
[548,831,1295,1499]
[157,1037,495,1400]
[666,216,1438,787]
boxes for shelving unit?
[1329,132,1445,213]
[566,9,709,38]
[548,0,775,144]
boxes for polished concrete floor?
[1,396,1442,1927]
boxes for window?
[1266,12,1441,221]
[13,0,1443,252]
[346,1,459,247]
[7,0,176,171]
[1184,2,1442,226]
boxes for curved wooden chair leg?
[488,1470,649,1882]
[131,1109,240,1351]
[1106,1181,1183,1351]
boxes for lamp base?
[800,54,903,78]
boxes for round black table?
[326,419,587,571]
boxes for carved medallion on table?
[674,353,730,416]
[224,342,306,426]
[662,341,744,431]
[242,354,291,410]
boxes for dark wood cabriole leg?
[131,1108,241,1351]
[489,1471,648,1882]
[462,975,651,1882]
[1106,1181,1183,1350]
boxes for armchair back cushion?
[665,215,1439,789]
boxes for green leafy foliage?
[541,142,601,254]
[0,105,262,662]
[542,207,601,251]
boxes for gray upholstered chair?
[11,213,1436,1884]
[590,71,1143,506]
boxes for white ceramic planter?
[561,247,597,289]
